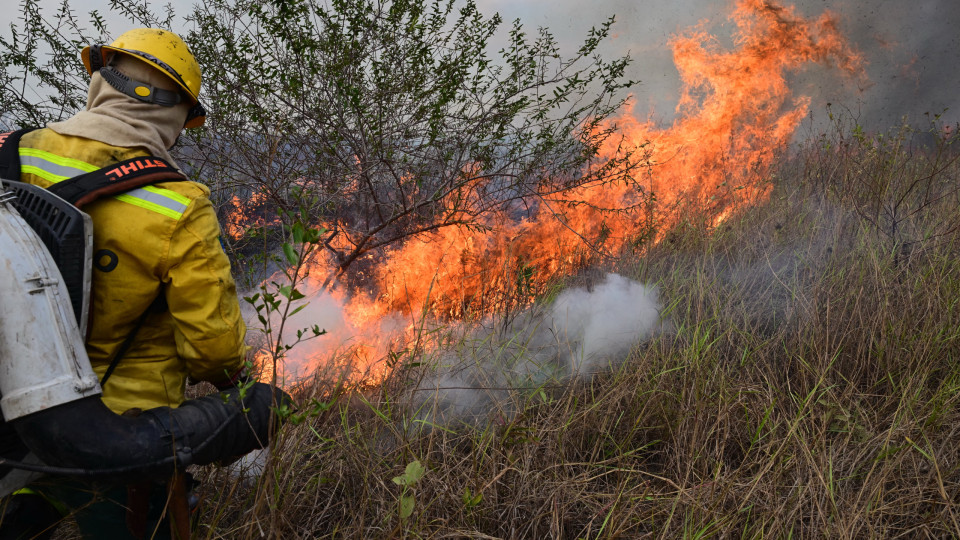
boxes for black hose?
[0,407,239,477]
[9,382,292,479]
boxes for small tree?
[2,0,640,307]
[182,0,638,287]
[0,0,104,127]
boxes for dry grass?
[183,120,960,539]
[48,119,959,539]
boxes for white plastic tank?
[0,188,101,421]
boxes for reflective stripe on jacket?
[18,128,246,414]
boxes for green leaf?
[308,226,328,244]
[282,243,298,266]
[404,460,425,483]
[462,487,482,508]
[392,459,425,487]
[399,493,415,520]
[292,222,305,244]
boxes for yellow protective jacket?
[17,128,246,414]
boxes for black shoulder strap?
[0,128,40,180]
[0,128,187,207]
[48,156,187,208]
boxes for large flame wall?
[236,0,864,383]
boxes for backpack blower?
[0,142,291,497]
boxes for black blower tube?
[10,382,292,477]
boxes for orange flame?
[224,191,280,241]
[245,0,864,384]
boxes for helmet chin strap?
[99,66,182,107]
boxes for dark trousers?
[0,478,176,540]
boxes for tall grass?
[181,119,960,539]
[33,118,942,539]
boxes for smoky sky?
[481,0,960,132]
[836,0,960,127]
[3,0,957,132]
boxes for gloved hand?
[188,382,295,465]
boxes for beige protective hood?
[48,54,191,168]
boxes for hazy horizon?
[3,0,957,132]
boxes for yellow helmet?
[82,28,206,128]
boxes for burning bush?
[5,0,960,537]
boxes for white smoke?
[241,272,666,426]
[241,286,406,382]
[548,273,662,373]
[411,273,667,425]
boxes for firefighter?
[0,28,251,539]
